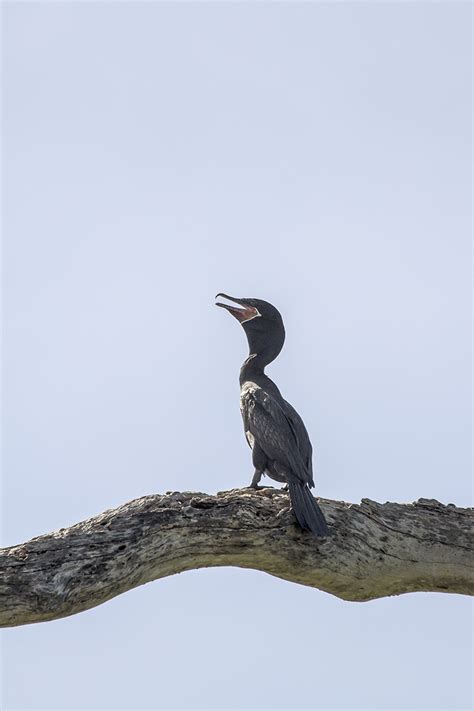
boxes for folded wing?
[241,385,313,486]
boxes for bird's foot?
[247,483,274,491]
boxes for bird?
[215,293,329,537]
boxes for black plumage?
[216,294,329,537]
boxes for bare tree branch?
[1,489,472,627]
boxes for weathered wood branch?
[1,489,472,627]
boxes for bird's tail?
[288,481,329,537]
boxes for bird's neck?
[239,353,280,395]
[240,353,263,383]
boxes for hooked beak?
[215,293,260,323]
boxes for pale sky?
[1,2,472,709]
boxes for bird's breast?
[240,382,260,448]
[240,381,260,404]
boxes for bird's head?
[215,293,285,367]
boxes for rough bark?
[0,488,472,627]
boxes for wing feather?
[282,400,314,486]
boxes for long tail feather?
[288,481,329,537]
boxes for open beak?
[215,293,260,323]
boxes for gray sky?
[1,1,472,709]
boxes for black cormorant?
[216,294,329,537]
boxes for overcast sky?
[1,2,472,710]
